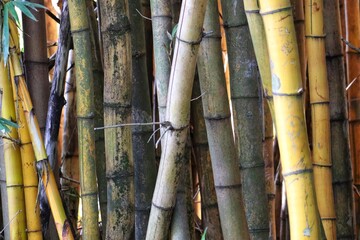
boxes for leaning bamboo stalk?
[129,1,157,239]
[197,1,250,239]
[170,139,193,240]
[146,0,208,238]
[9,43,74,240]
[305,0,336,238]
[191,78,223,240]
[221,0,269,238]
[324,0,355,238]
[67,0,100,238]
[60,50,80,229]
[258,0,322,238]
[9,54,43,240]
[98,0,134,238]
[0,58,27,240]
[343,1,360,236]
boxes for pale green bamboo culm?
[146,0,208,239]
[67,0,100,238]
[198,0,250,239]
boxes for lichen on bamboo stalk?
[146,0,208,238]
[129,1,157,239]
[305,0,336,238]
[98,0,134,238]
[259,0,323,238]
[221,0,269,238]
[191,78,223,240]
[67,0,100,238]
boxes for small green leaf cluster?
[0,0,46,63]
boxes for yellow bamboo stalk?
[0,58,27,240]
[305,0,336,239]
[8,51,43,240]
[258,0,322,238]
[9,24,74,238]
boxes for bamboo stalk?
[22,0,50,137]
[60,50,80,230]
[86,0,107,234]
[0,137,9,240]
[0,58,27,240]
[67,0,100,238]
[221,0,269,238]
[343,1,360,237]
[9,52,43,240]
[98,0,134,238]
[146,0,208,238]
[198,1,250,239]
[150,0,172,147]
[9,43,74,239]
[305,0,336,238]
[129,1,157,239]
[258,0,322,238]
[191,77,223,240]
[170,139,193,240]
[324,0,355,238]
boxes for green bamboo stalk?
[170,139,194,240]
[146,0,208,238]
[324,0,355,238]
[191,77,223,240]
[221,1,269,238]
[150,0,172,146]
[99,0,134,238]
[197,1,250,239]
[86,0,107,234]
[129,1,157,239]
[67,0,100,238]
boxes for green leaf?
[7,3,20,25]
[0,117,18,134]
[12,2,37,21]
[17,1,47,11]
[201,227,208,240]
[171,23,178,39]
[2,3,10,63]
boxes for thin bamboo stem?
[305,0,336,238]
[324,0,356,238]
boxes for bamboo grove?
[0,0,359,239]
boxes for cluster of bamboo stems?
[0,0,360,239]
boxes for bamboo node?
[215,183,242,189]
[259,6,292,16]
[152,201,174,211]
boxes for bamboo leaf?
[2,3,9,63]
[7,3,20,25]
[15,0,47,11]
[0,117,18,134]
[171,23,178,38]
[201,227,208,240]
[12,2,37,21]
